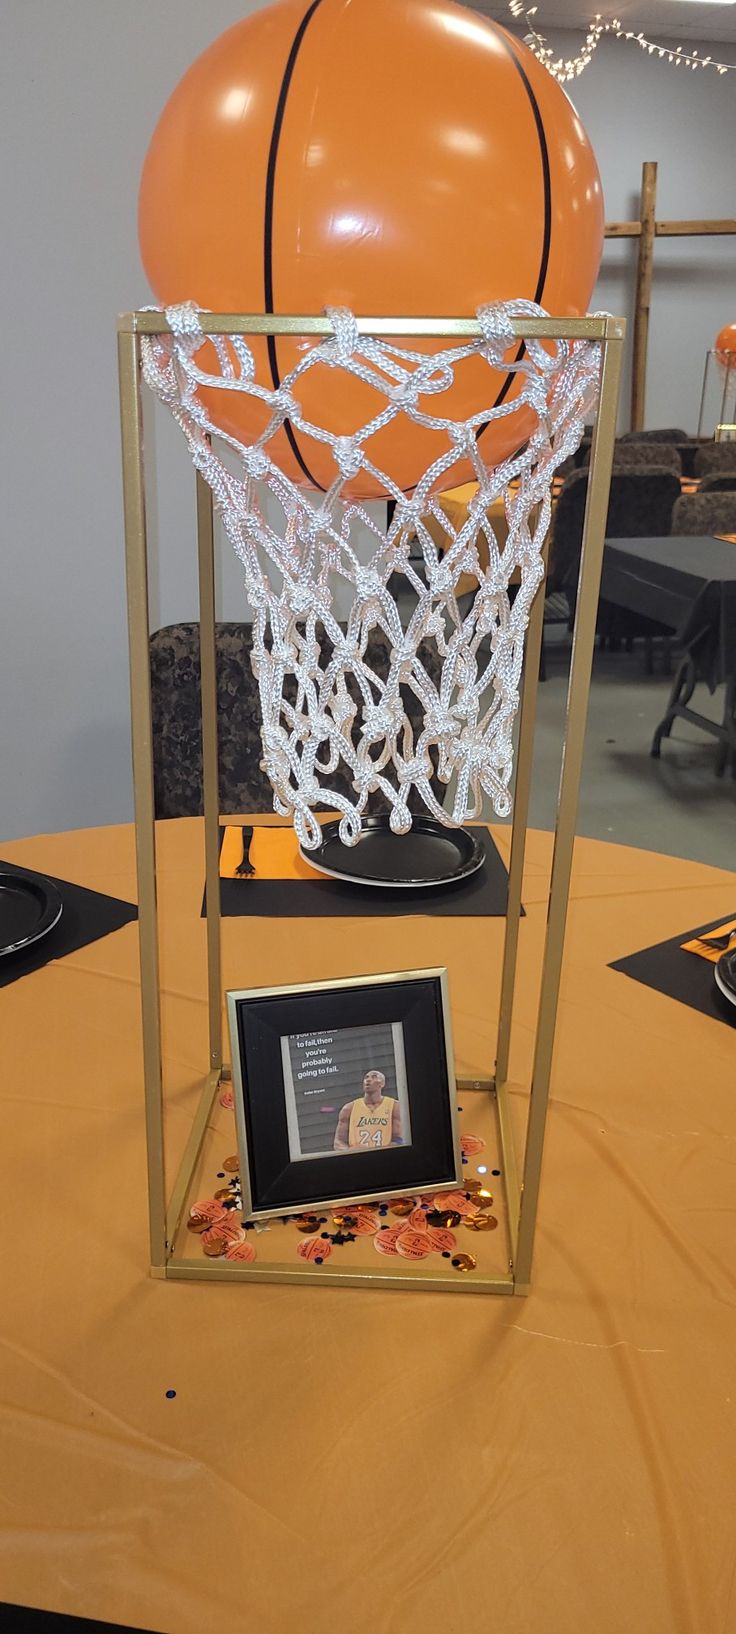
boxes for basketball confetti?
[187,1121,499,1279]
[298,1237,333,1263]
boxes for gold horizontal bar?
[656,219,736,237]
[118,311,618,342]
[605,222,641,238]
[166,1259,515,1293]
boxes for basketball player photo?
[281,1020,411,1162]
[332,1068,403,1152]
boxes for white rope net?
[141,302,600,849]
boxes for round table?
[1,819,735,1634]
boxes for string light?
[507,4,736,79]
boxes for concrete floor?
[506,633,735,870]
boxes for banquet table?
[602,534,736,767]
[1,817,736,1634]
[602,535,736,682]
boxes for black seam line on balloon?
[264,0,326,490]
[476,25,553,442]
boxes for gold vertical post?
[718,358,733,431]
[631,160,657,431]
[117,331,167,1271]
[697,351,711,440]
[196,470,222,1073]
[514,321,625,1291]
[495,546,547,1090]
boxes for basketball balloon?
[139,0,604,497]
[715,323,736,362]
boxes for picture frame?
[226,968,461,1219]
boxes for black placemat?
[206,826,520,918]
[0,1604,161,1633]
[0,1601,162,1627]
[0,860,137,990]
[609,910,736,1028]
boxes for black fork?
[235,825,255,877]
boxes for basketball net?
[141,302,600,850]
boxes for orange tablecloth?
[1,819,735,1634]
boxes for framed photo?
[226,968,461,1219]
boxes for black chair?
[698,472,736,494]
[150,621,447,820]
[538,588,572,681]
[674,442,706,480]
[549,467,681,666]
[550,467,681,598]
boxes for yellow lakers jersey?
[348,1095,394,1149]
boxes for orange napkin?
[681,918,736,963]
[219,825,322,882]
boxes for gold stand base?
[163,1072,518,1295]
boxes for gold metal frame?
[117,309,624,1294]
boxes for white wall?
[1,2,734,840]
[568,32,736,433]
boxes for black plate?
[0,869,63,958]
[715,949,736,1008]
[300,815,486,888]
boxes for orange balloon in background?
[715,323,736,362]
[139,0,604,498]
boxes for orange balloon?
[715,322,736,362]
[139,0,604,498]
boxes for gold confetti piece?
[451,1253,477,1272]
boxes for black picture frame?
[226,968,461,1219]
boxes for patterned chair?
[615,443,681,474]
[670,492,736,536]
[149,621,448,820]
[619,427,689,443]
[693,442,736,479]
[580,441,681,473]
[549,467,681,663]
[550,467,681,595]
